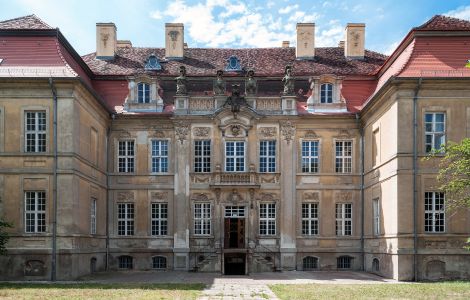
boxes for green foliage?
[0,218,13,255]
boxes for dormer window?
[225,55,241,72]
[320,83,333,103]
[137,83,150,103]
[144,53,162,71]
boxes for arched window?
[320,83,333,103]
[137,83,150,103]
[90,257,97,273]
[337,256,352,269]
[372,258,379,272]
[118,255,133,269]
[152,256,167,269]
[302,256,318,270]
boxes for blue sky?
[1,0,470,56]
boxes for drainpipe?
[412,78,422,281]
[356,113,365,271]
[48,77,58,281]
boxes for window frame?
[424,192,445,233]
[320,83,333,103]
[151,139,169,173]
[118,255,133,269]
[90,198,97,235]
[117,202,134,236]
[259,203,276,236]
[259,140,276,173]
[301,140,319,173]
[335,140,353,173]
[301,202,319,236]
[151,202,168,236]
[24,191,46,233]
[303,256,319,270]
[335,203,352,236]
[24,110,47,153]
[137,82,151,103]
[194,140,211,173]
[225,141,246,172]
[337,256,352,269]
[424,112,446,153]
[194,203,211,236]
[117,139,135,173]
[372,198,380,236]
[152,256,167,270]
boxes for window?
[152,256,167,269]
[137,83,150,103]
[373,198,380,236]
[25,111,46,152]
[224,206,245,218]
[372,258,380,272]
[259,140,276,173]
[336,203,352,236]
[90,198,97,235]
[320,83,333,103]
[259,203,276,235]
[337,256,352,269]
[301,141,319,173]
[25,191,46,233]
[335,140,352,173]
[372,128,379,166]
[118,256,133,269]
[425,192,445,233]
[425,113,445,153]
[117,203,134,236]
[225,141,245,172]
[194,203,211,235]
[90,128,98,165]
[118,140,135,173]
[151,140,168,173]
[302,203,319,235]
[151,203,168,236]
[303,256,318,270]
[194,140,211,173]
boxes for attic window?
[144,54,162,71]
[225,55,241,71]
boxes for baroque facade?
[0,14,469,281]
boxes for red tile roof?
[415,15,470,31]
[82,47,387,77]
[0,14,52,30]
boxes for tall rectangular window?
[118,140,134,173]
[151,140,168,173]
[117,203,134,236]
[425,113,445,153]
[137,83,150,103]
[302,203,319,235]
[336,203,352,236]
[301,141,319,173]
[425,192,445,233]
[90,198,97,235]
[151,203,168,236]
[372,198,380,236]
[194,203,211,235]
[194,140,211,173]
[259,203,276,235]
[335,140,352,173]
[90,128,98,165]
[372,128,379,166]
[25,191,46,233]
[259,140,276,173]
[225,141,245,172]
[25,111,46,152]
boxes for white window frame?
[24,191,46,233]
[424,192,445,233]
[259,140,276,173]
[336,203,352,236]
[194,140,211,173]
[194,203,211,235]
[137,82,150,103]
[118,140,135,173]
[259,203,276,235]
[25,111,46,153]
[425,112,446,153]
[151,202,168,236]
[90,198,97,235]
[335,140,352,173]
[151,140,169,173]
[301,140,319,173]
[320,83,333,103]
[117,203,134,236]
[302,202,319,235]
[225,141,245,172]
[372,198,380,236]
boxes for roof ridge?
[415,14,470,31]
[0,14,53,30]
[0,14,35,24]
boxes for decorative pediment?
[303,192,319,201]
[304,130,319,139]
[258,193,279,202]
[149,130,165,138]
[335,191,352,202]
[151,191,168,201]
[336,129,353,139]
[118,131,132,139]
[117,191,134,201]
[193,127,211,137]
[191,193,210,202]
[259,127,277,138]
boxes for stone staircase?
[192,252,219,272]
[251,252,281,272]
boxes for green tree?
[0,218,13,255]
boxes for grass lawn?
[0,283,205,300]
[270,282,470,300]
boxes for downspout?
[48,77,58,281]
[412,78,422,281]
[356,113,365,271]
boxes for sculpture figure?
[175,65,187,95]
[282,65,295,95]
[223,84,249,113]
[213,70,225,95]
[245,69,257,95]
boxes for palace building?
[0,14,469,281]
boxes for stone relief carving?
[151,191,168,201]
[175,66,187,95]
[260,174,280,183]
[303,192,319,201]
[259,127,277,138]
[149,130,165,138]
[259,193,278,202]
[245,69,257,95]
[231,125,242,136]
[282,65,295,95]
[256,98,281,111]
[193,127,210,137]
[100,33,109,47]
[192,193,209,202]
[168,30,179,49]
[336,129,352,138]
[214,188,221,204]
[192,175,210,183]
[280,120,295,144]
[174,121,190,144]
[118,130,132,139]
[189,98,214,111]
[304,130,319,139]
[223,84,249,113]
[24,260,46,276]
[117,191,134,201]
[213,70,226,95]
[227,189,243,203]
[335,191,352,202]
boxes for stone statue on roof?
[282,65,295,95]
[213,70,225,95]
[175,65,187,95]
[245,69,257,96]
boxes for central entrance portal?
[224,206,246,275]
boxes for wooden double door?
[224,218,245,249]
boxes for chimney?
[165,23,184,60]
[296,23,315,59]
[184,42,188,49]
[282,41,290,48]
[96,23,117,60]
[117,40,132,48]
[345,23,365,59]
[338,40,345,48]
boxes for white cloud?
[444,5,470,20]
[150,11,162,19]
[382,40,400,55]
[316,24,343,47]
[279,4,298,14]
